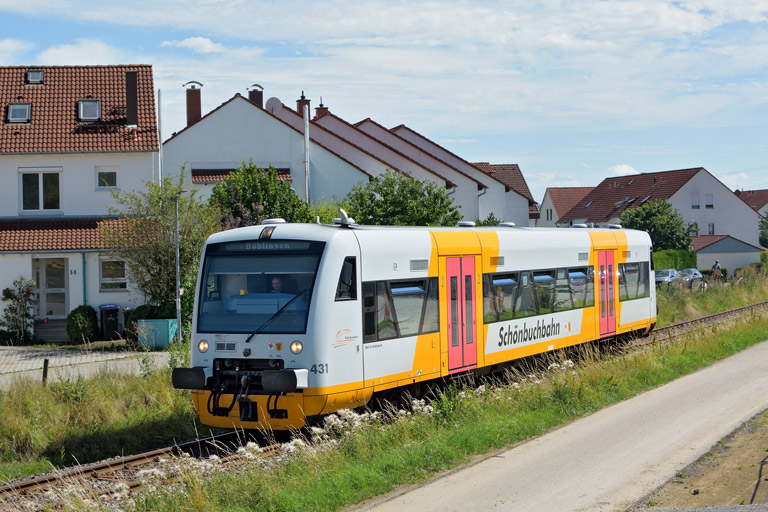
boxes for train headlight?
[198,340,209,353]
[290,341,303,354]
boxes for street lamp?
[175,189,188,344]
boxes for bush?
[65,305,99,345]
[653,249,697,270]
[0,277,36,345]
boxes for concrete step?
[34,319,67,344]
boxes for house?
[736,189,768,217]
[692,235,764,276]
[557,167,763,273]
[0,65,158,341]
[163,85,534,225]
[536,187,594,227]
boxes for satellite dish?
[265,97,283,115]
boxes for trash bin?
[99,304,120,340]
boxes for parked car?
[655,268,680,287]
[678,268,704,288]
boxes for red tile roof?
[0,218,125,252]
[691,234,763,252]
[559,168,704,224]
[546,187,594,217]
[191,168,292,183]
[736,189,768,213]
[472,162,535,204]
[0,65,157,154]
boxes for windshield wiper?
[244,289,307,343]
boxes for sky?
[2,0,768,203]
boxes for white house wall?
[162,98,365,203]
[671,171,760,246]
[0,152,156,218]
[537,193,557,227]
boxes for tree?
[619,199,692,250]
[345,170,462,226]
[210,162,313,227]
[0,277,36,344]
[100,176,220,318]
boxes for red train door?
[446,257,477,372]
[598,250,616,336]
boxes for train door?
[446,257,477,372]
[597,250,616,336]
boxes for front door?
[597,251,616,336]
[446,257,477,372]
[34,258,68,319]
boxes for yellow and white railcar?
[173,219,656,430]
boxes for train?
[172,213,656,430]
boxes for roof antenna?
[333,208,356,228]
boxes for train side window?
[376,282,398,340]
[514,272,537,318]
[554,268,573,311]
[390,280,426,336]
[362,282,376,342]
[482,274,498,323]
[335,257,357,301]
[420,277,439,333]
[568,268,589,308]
[533,270,556,314]
[618,262,650,301]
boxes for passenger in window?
[271,276,283,293]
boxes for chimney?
[314,96,329,119]
[248,84,263,107]
[184,81,203,127]
[125,70,138,127]
[296,91,310,118]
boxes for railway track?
[2,300,768,510]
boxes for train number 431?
[310,364,329,374]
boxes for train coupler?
[238,396,258,422]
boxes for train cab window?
[335,257,357,301]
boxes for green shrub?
[65,305,98,345]
[653,249,697,270]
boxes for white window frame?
[708,223,715,235]
[95,166,119,190]
[705,193,713,209]
[19,168,62,214]
[78,99,101,121]
[8,103,31,123]
[26,69,43,84]
[99,257,128,292]
[691,194,700,209]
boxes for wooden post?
[42,358,49,386]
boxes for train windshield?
[196,240,324,334]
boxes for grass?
[0,344,215,482]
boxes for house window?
[692,194,700,209]
[689,222,699,236]
[95,166,118,189]
[708,223,715,235]
[546,208,553,221]
[7,103,31,123]
[78,99,101,121]
[705,194,713,209]
[100,258,127,291]
[26,69,43,84]
[20,170,60,211]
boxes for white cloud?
[0,38,34,64]
[36,38,125,65]
[609,164,639,176]
[162,37,226,54]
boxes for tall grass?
[117,313,768,512]
[0,347,205,482]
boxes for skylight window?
[640,195,652,204]
[627,179,635,185]
[78,99,101,121]
[26,69,43,84]
[7,103,31,123]
[585,200,593,208]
